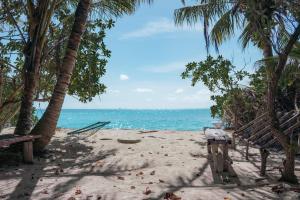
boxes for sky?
[38,0,263,109]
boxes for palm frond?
[238,21,253,49]
[210,8,241,51]
[91,0,152,19]
[174,0,239,51]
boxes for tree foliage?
[176,0,300,183]
[0,0,127,127]
[182,55,249,119]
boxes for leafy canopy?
[182,55,249,118]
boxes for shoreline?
[3,127,203,133]
[58,127,202,132]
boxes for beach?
[0,128,299,200]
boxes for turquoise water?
[35,109,215,131]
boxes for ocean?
[35,109,216,131]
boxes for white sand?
[0,128,299,200]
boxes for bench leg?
[245,141,249,160]
[222,144,229,171]
[260,148,269,176]
[217,152,224,173]
[23,141,33,164]
[207,144,212,154]
[212,144,218,172]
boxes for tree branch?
[34,98,51,102]
[0,99,21,110]
[3,0,27,44]
[0,59,22,73]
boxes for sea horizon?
[35,108,217,131]
[36,108,211,110]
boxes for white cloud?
[196,89,212,96]
[120,18,201,39]
[134,88,153,93]
[120,74,129,81]
[175,88,184,94]
[143,61,187,73]
[108,89,120,94]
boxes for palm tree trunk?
[295,79,300,112]
[31,0,91,151]
[0,65,3,106]
[0,65,3,132]
[281,146,297,183]
[14,44,42,135]
[263,41,297,183]
[268,78,297,182]
[14,0,54,135]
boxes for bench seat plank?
[0,134,41,148]
[204,129,233,175]
[205,129,231,145]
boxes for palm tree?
[175,0,300,183]
[5,0,57,135]
[30,0,152,150]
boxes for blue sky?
[39,0,262,109]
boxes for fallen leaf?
[143,187,152,195]
[136,171,144,176]
[75,188,82,195]
[42,189,48,194]
[163,192,181,200]
[159,179,165,183]
[55,169,60,175]
[272,184,286,194]
[150,170,155,175]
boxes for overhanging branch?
[3,0,27,44]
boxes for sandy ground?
[0,128,300,200]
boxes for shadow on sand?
[147,143,297,200]
[0,135,149,200]
[1,133,299,200]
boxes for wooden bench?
[204,128,232,173]
[0,134,41,163]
